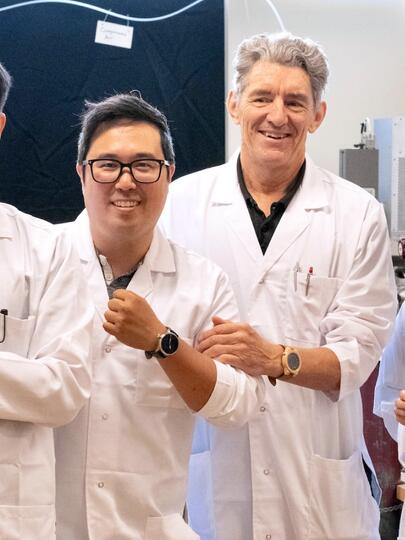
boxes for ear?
[76,162,86,193]
[0,113,6,138]
[167,163,176,183]
[226,90,241,125]
[309,101,327,134]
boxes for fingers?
[212,315,231,325]
[198,321,249,344]
[104,308,119,324]
[103,320,117,336]
[198,333,241,354]
[395,392,405,424]
[112,289,136,300]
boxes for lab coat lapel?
[212,154,263,263]
[72,211,109,323]
[262,156,329,270]
[127,228,176,299]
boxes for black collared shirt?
[237,157,306,254]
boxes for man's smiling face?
[227,61,326,175]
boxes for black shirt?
[237,156,306,254]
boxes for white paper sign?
[95,20,133,49]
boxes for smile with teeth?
[112,200,140,208]
[261,132,289,139]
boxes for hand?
[103,289,165,351]
[395,390,405,425]
[198,316,284,378]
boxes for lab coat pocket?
[284,273,342,346]
[135,337,194,409]
[0,315,35,357]
[308,450,379,539]
[145,513,200,540]
[0,504,55,539]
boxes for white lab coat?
[374,303,405,540]
[0,203,92,539]
[54,210,265,540]
[160,153,397,540]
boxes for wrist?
[146,323,167,351]
[267,344,285,381]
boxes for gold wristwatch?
[269,345,301,386]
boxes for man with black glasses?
[54,92,265,540]
[0,63,92,539]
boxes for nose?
[115,167,136,191]
[265,98,287,127]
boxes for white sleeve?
[320,202,397,401]
[373,303,405,440]
[0,229,93,427]
[198,363,266,428]
[193,268,265,427]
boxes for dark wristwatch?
[145,327,179,359]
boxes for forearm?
[158,339,217,411]
[277,346,340,392]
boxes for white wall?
[225,0,405,174]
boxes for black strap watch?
[145,327,179,359]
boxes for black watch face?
[161,332,179,355]
[288,352,300,371]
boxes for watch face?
[161,332,179,355]
[287,352,300,371]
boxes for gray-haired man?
[161,32,396,540]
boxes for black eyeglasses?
[82,158,171,184]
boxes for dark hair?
[0,62,12,112]
[77,92,175,163]
[233,32,329,105]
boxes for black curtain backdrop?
[0,0,224,222]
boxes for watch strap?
[145,327,179,359]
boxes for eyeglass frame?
[82,158,172,185]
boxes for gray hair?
[0,62,12,112]
[232,32,329,105]
[77,92,175,163]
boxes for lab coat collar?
[0,203,20,238]
[211,152,329,211]
[72,210,176,321]
[144,227,176,274]
[72,210,97,263]
[211,152,330,268]
[73,210,176,273]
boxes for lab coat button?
[258,278,264,284]
[263,469,270,475]
[102,413,109,420]
[104,345,112,353]
[266,535,271,539]
[260,406,266,412]
[97,482,104,488]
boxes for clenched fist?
[103,289,166,351]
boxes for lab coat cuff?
[197,361,241,419]
[321,342,358,402]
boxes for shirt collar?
[237,154,306,209]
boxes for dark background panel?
[0,0,224,222]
